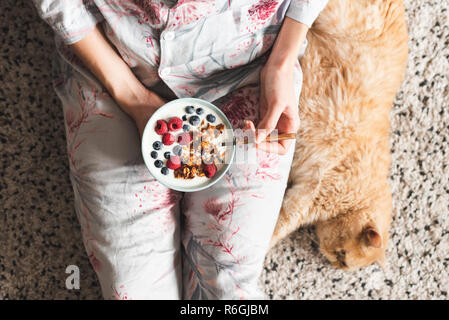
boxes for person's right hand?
[114,86,167,139]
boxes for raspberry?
[167,156,181,170]
[177,132,192,145]
[155,120,168,135]
[168,117,183,131]
[162,133,175,145]
[203,163,217,178]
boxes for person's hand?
[255,63,300,155]
[113,85,167,139]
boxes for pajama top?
[33,0,328,102]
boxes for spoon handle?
[263,133,297,142]
[222,133,296,146]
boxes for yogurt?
[142,98,234,192]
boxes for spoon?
[221,133,297,147]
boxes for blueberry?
[161,167,169,175]
[182,114,188,121]
[150,151,158,159]
[153,141,162,150]
[206,114,216,123]
[185,106,195,114]
[196,107,204,115]
[164,151,171,159]
[182,124,190,132]
[189,115,201,126]
[173,145,182,156]
[154,160,163,168]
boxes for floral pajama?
[34,0,328,299]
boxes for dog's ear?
[363,225,382,248]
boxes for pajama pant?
[52,40,302,300]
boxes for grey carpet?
[0,0,448,299]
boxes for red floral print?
[168,0,214,30]
[203,197,224,218]
[248,0,278,20]
[65,82,114,170]
[98,0,166,29]
[246,0,279,33]
[111,285,131,300]
[220,87,259,128]
[133,166,181,234]
[134,0,163,25]
[80,202,103,273]
[202,176,243,264]
[255,149,282,180]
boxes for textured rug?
[0,0,448,299]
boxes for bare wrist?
[265,55,297,71]
[110,80,157,119]
[105,67,142,99]
[109,77,149,104]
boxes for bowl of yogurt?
[141,98,235,192]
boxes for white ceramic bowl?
[141,97,235,192]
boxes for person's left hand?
[254,63,300,155]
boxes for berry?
[164,151,171,159]
[206,114,216,123]
[182,124,190,132]
[167,156,181,170]
[150,151,158,159]
[173,145,182,156]
[161,167,169,175]
[177,132,192,145]
[185,105,195,114]
[182,115,187,121]
[155,120,168,135]
[162,133,175,145]
[153,141,162,150]
[154,160,163,168]
[203,163,217,178]
[189,115,200,126]
[168,117,183,131]
[196,107,204,115]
